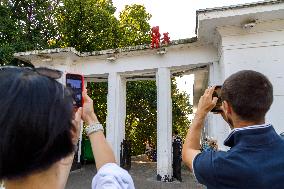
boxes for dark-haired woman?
[0,67,134,189]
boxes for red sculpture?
[162,32,170,45]
[151,26,161,49]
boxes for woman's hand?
[81,89,99,124]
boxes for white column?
[208,62,230,151]
[106,72,126,164]
[156,67,173,182]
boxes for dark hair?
[0,68,74,180]
[221,70,273,122]
[174,130,178,135]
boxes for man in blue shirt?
[182,70,284,189]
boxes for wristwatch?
[85,122,104,136]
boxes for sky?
[112,0,260,40]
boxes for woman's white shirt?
[92,163,135,189]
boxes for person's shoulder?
[194,150,228,168]
[194,150,234,174]
[193,150,228,186]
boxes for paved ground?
[66,155,205,189]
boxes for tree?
[58,0,120,51]
[125,81,157,155]
[87,82,108,128]
[118,4,151,47]
[126,79,192,155]
[0,0,61,64]
[0,3,21,64]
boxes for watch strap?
[85,123,104,136]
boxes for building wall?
[72,44,218,75]
[209,20,284,149]
[223,43,284,134]
[208,60,230,150]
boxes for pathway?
[66,155,204,189]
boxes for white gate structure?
[15,1,284,181]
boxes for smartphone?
[211,85,222,113]
[66,73,84,107]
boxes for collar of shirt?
[223,124,279,147]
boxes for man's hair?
[0,68,74,179]
[221,70,273,122]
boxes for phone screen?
[66,74,83,107]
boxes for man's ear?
[223,100,232,115]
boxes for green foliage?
[58,0,119,51]
[0,1,152,62]
[87,82,108,128]
[118,4,152,47]
[125,81,157,155]
[0,0,61,64]
[127,79,192,155]
[0,4,18,65]
[0,44,14,65]
[58,2,152,51]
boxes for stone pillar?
[208,62,230,151]
[106,72,126,164]
[156,67,173,182]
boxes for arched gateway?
[14,1,284,182]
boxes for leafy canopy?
[0,0,60,64]
[58,0,119,51]
[118,4,151,47]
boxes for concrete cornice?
[197,0,283,14]
[195,0,284,35]
[14,37,197,58]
